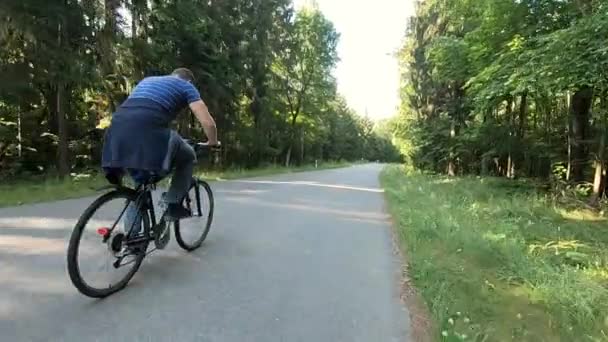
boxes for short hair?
[171,68,195,82]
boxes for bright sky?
[294,0,414,120]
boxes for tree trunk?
[56,85,69,178]
[533,98,539,131]
[100,0,119,109]
[568,87,593,183]
[251,92,262,165]
[481,154,488,175]
[131,0,148,78]
[248,3,272,167]
[507,156,516,179]
[250,77,267,166]
[505,97,515,178]
[591,142,605,204]
[519,92,528,138]
[507,93,528,179]
[447,119,456,176]
[55,20,69,178]
[591,95,607,203]
[285,145,292,167]
[545,98,551,136]
[504,97,513,123]
[285,109,299,167]
[17,111,22,158]
[101,0,118,75]
[131,2,137,39]
[300,130,304,165]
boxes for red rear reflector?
[97,227,110,236]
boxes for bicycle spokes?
[68,192,148,297]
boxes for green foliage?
[0,0,402,179]
[396,0,608,194]
[427,37,470,84]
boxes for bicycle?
[67,141,217,298]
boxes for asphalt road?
[0,164,410,342]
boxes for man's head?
[171,68,195,83]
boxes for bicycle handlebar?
[183,139,222,152]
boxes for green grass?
[0,174,108,208]
[381,165,608,342]
[0,161,351,208]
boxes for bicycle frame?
[124,184,159,246]
[100,139,216,247]
[99,182,159,249]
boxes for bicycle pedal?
[153,221,171,249]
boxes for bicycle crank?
[107,232,125,255]
[153,220,171,249]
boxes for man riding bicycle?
[101,68,218,221]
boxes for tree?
[0,0,397,180]
[396,0,608,202]
[273,7,339,166]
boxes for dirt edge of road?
[384,200,435,342]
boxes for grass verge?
[380,165,608,341]
[0,161,351,208]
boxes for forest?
[0,0,400,180]
[394,0,608,204]
[383,1,608,338]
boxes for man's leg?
[164,131,196,220]
[123,201,142,236]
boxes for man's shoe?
[165,203,191,221]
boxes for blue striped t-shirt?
[128,76,201,113]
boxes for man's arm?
[189,99,218,145]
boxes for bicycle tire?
[175,179,214,251]
[67,189,150,298]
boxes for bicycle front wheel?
[67,189,149,298]
[175,179,214,251]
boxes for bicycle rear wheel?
[175,179,214,251]
[67,189,149,298]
